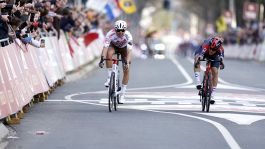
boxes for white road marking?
[169,55,193,85]
[142,109,241,149]
[196,113,265,125]
[176,84,261,91]
[151,101,165,104]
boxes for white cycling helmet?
[114,20,127,30]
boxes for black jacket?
[0,18,9,40]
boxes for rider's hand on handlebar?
[220,62,225,70]
[99,56,104,68]
[195,55,202,67]
[197,55,203,61]
[99,62,104,68]
[219,58,225,70]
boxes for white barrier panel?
[224,44,265,62]
[49,36,66,79]
[35,38,58,86]
[8,44,32,107]
[0,29,105,119]
[58,32,75,72]
[0,44,32,119]
[0,45,17,119]
[257,43,265,61]
[90,38,103,57]
[69,36,84,68]
[78,38,94,64]
[27,45,50,94]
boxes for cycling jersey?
[103,29,133,50]
[194,38,224,68]
[195,38,224,59]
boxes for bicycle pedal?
[196,85,202,90]
[210,100,215,104]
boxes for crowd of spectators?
[176,20,265,57]
[222,21,265,45]
[0,0,105,48]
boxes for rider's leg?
[121,48,132,93]
[104,47,115,87]
[211,67,218,101]
[194,46,203,89]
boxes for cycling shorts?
[203,54,220,68]
[109,42,127,54]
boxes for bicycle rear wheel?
[206,73,212,112]
[108,72,115,112]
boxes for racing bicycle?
[104,53,122,112]
[198,59,221,112]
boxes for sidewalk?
[0,122,8,148]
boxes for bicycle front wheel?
[201,75,206,111]
[114,96,117,111]
[108,72,115,112]
[206,72,212,112]
[114,74,119,110]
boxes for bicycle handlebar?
[103,58,123,61]
[199,59,221,62]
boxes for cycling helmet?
[210,37,222,51]
[114,20,127,30]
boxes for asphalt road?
[5,55,265,149]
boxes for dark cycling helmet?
[210,37,222,51]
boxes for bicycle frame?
[104,54,122,112]
[112,58,120,97]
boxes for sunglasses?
[116,29,125,32]
[209,48,218,51]
[0,1,6,3]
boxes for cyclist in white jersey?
[99,20,133,103]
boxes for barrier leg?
[39,93,46,102]
[58,79,64,86]
[23,104,30,113]
[33,95,39,104]
[29,100,34,107]
[6,114,20,125]
[17,110,25,119]
[44,92,49,100]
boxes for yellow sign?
[119,0,137,14]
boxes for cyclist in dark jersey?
[194,36,225,104]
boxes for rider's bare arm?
[101,47,108,59]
